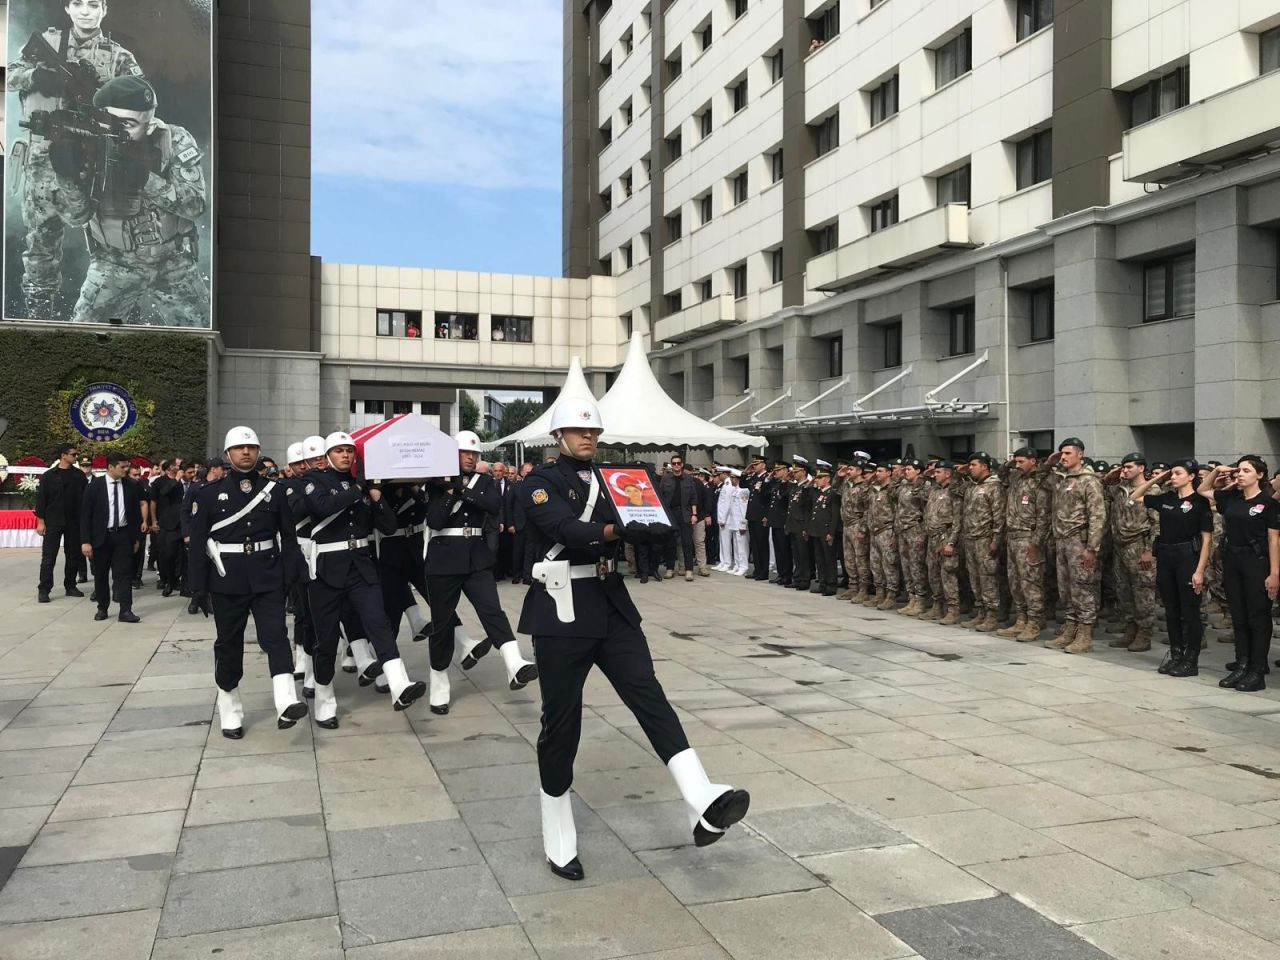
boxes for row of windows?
[374,310,532,343]
[350,399,441,416]
[659,250,786,317]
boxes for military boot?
[961,606,986,629]
[1047,621,1077,650]
[918,601,938,621]
[837,588,855,601]
[868,588,886,609]
[939,605,961,625]
[1064,624,1095,654]
[1127,628,1151,652]
[900,597,921,617]
[997,615,1027,639]
[850,586,868,604]
[975,614,1001,633]
[876,592,897,611]
[1015,619,1043,642]
[1109,623,1137,648]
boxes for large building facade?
[566,0,1280,464]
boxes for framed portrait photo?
[598,463,671,526]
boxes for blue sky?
[310,0,563,276]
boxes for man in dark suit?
[492,462,516,580]
[81,450,143,622]
[151,460,187,596]
[35,442,88,602]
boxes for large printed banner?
[4,0,213,327]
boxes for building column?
[971,259,1010,458]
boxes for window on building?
[621,170,633,198]
[621,311,633,338]
[731,262,748,299]
[770,247,784,284]
[621,26,634,56]
[933,28,973,88]
[621,97,633,126]
[365,399,384,415]
[664,291,683,316]
[600,52,613,81]
[1015,0,1053,41]
[731,78,749,113]
[947,303,976,356]
[881,319,903,368]
[936,164,971,207]
[1015,129,1052,189]
[599,186,612,213]
[665,210,683,243]
[376,309,423,338]
[491,315,534,343]
[435,312,478,340]
[869,194,899,233]
[641,3,652,32]
[769,148,784,183]
[420,401,441,416]
[640,152,652,182]
[767,48,784,83]
[698,104,714,139]
[640,229,651,259]
[698,20,713,52]
[598,256,613,277]
[599,118,612,147]
[665,130,683,165]
[640,80,652,110]
[1263,26,1280,74]
[664,50,682,85]
[732,0,748,20]
[808,3,840,44]
[869,74,899,126]
[698,192,713,225]
[1143,252,1196,322]
[698,276,713,301]
[827,335,844,377]
[731,170,748,206]
[809,222,838,256]
[1129,64,1190,127]
[1028,286,1054,341]
[811,111,839,157]
[1023,429,1053,456]
[392,400,414,415]
[946,434,975,461]
[621,241,633,269]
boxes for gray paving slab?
[747,802,906,857]
[158,857,337,938]
[336,863,514,947]
[49,775,194,822]
[457,792,605,842]
[803,843,997,915]
[328,818,481,880]
[0,854,173,922]
[481,828,649,897]
[637,833,822,905]
[342,923,538,960]
[174,814,329,874]
[22,809,185,866]
[1074,906,1280,960]
[0,907,162,960]
[321,783,457,830]
[149,916,344,960]
[186,779,321,826]
[71,746,201,785]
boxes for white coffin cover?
[351,414,459,481]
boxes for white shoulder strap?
[545,470,600,562]
[448,473,480,516]
[209,481,276,534]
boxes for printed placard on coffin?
[350,414,459,481]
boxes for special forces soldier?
[895,460,929,617]
[805,461,838,596]
[1000,448,1051,642]
[1044,438,1108,654]
[187,427,307,739]
[6,0,143,318]
[520,398,749,881]
[1104,453,1160,653]
[785,457,814,591]
[924,461,962,623]
[867,463,899,610]
[765,462,793,586]
[954,453,1005,631]
[50,75,209,326]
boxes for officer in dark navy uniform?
[282,440,319,697]
[520,397,750,882]
[807,460,839,595]
[303,431,426,727]
[786,456,814,590]
[765,461,792,585]
[188,426,307,740]
[745,455,772,579]
[422,430,537,714]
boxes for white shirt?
[107,477,123,529]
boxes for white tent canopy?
[598,334,766,449]
[488,355,596,449]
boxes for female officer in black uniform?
[1199,458,1280,690]
[519,397,750,881]
[1128,460,1212,676]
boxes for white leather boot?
[313,683,339,729]
[272,673,308,729]
[350,637,379,686]
[456,625,492,670]
[292,643,304,679]
[340,646,357,673]
[405,604,430,643]
[499,641,539,690]
[301,653,315,699]
[667,748,750,846]
[216,687,244,740]
[428,668,451,715]
[382,658,426,711]
[541,789,583,880]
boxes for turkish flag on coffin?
[350,414,458,481]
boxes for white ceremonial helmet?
[455,430,482,453]
[549,397,604,434]
[224,425,260,450]
[301,435,326,460]
[325,431,355,453]
[286,442,305,465]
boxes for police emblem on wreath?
[69,382,138,442]
[240,479,253,493]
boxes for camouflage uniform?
[839,476,871,601]
[867,480,898,609]
[1046,468,1107,651]
[1002,469,1051,639]
[924,481,961,621]
[894,477,929,614]
[1109,483,1160,649]
[6,27,143,318]
[955,474,1005,629]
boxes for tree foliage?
[459,391,480,432]
[498,398,545,439]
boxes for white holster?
[305,538,319,580]
[532,559,574,623]
[205,538,226,578]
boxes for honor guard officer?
[422,430,538,714]
[521,398,750,882]
[284,441,318,697]
[187,427,307,739]
[304,432,427,727]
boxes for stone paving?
[2,549,1280,959]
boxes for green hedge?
[0,328,209,462]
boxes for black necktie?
[112,480,122,530]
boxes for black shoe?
[640,575,648,584]
[221,726,244,740]
[1168,659,1199,677]
[277,702,309,729]
[393,681,427,711]
[77,574,88,584]
[180,588,192,598]
[547,856,585,881]
[358,663,380,687]
[118,611,141,624]
[1226,660,1270,674]
[693,788,752,847]
[37,591,51,603]
[510,664,539,689]
[162,586,174,598]
[303,686,315,700]
[315,716,339,730]
[94,608,109,621]
[64,586,84,598]
[460,638,493,670]
[1220,667,1249,688]
[430,703,450,716]
[155,580,164,590]
[1235,670,1266,692]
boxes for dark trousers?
[211,588,292,690]
[38,524,78,593]
[308,571,403,686]
[790,532,811,586]
[495,531,515,580]
[511,528,526,581]
[290,579,315,656]
[632,542,656,577]
[132,535,146,582]
[749,521,770,579]
[1156,542,1203,661]
[771,526,792,583]
[663,522,695,572]
[706,521,720,565]
[1223,546,1272,671]
[426,569,517,670]
[92,529,135,613]
[158,530,183,588]
[814,536,837,590]
[147,530,159,568]
[533,609,690,796]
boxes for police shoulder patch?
[305,482,315,494]
[531,488,549,505]
[286,486,294,495]
[191,503,198,514]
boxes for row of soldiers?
[740,438,1208,656]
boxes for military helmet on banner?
[301,435,326,460]
[455,430,482,453]
[286,442,305,465]
[549,397,604,433]
[224,426,260,450]
[324,431,355,452]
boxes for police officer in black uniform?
[280,441,319,696]
[303,431,427,727]
[422,429,537,714]
[520,398,749,882]
[765,462,792,585]
[745,455,772,580]
[807,460,839,596]
[187,426,307,739]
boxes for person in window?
[1198,459,1280,691]
[493,324,505,342]
[808,38,823,54]
[406,322,419,338]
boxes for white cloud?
[312,0,562,190]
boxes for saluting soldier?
[1043,438,1108,654]
[786,457,814,591]
[867,463,899,610]
[520,398,749,881]
[895,459,929,616]
[805,461,839,596]
[954,453,1005,632]
[923,461,962,623]
[1000,447,1052,642]
[745,455,773,580]
[1104,453,1160,653]
[764,462,792,586]
[187,427,307,739]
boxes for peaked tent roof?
[489,355,597,449]
[597,334,766,449]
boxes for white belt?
[429,527,484,539]
[213,539,276,555]
[298,536,313,551]
[314,537,373,555]
[383,523,426,539]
